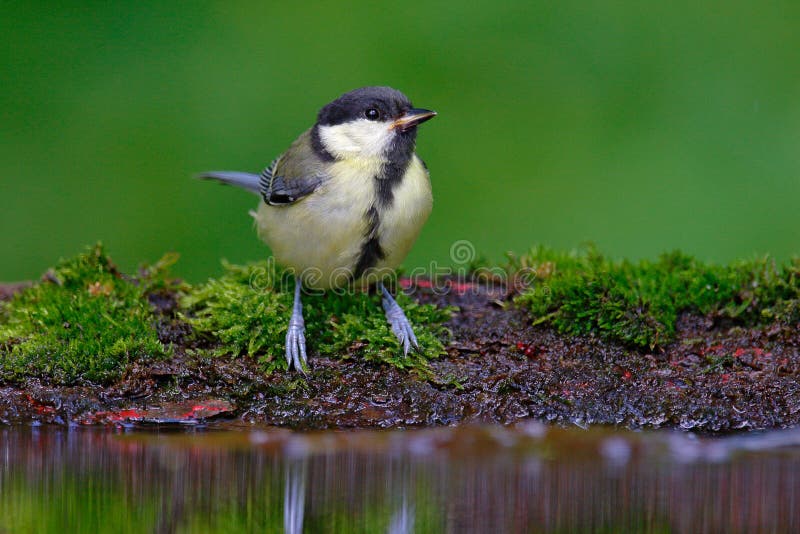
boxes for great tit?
[199,86,436,371]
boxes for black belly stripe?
[353,205,385,279]
[352,135,416,278]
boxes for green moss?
[11,241,795,383]
[0,244,171,385]
[515,246,800,349]
[180,261,452,375]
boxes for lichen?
[0,244,172,385]
[180,261,452,375]
[514,245,800,349]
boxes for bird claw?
[381,285,420,356]
[285,321,307,373]
[285,282,307,373]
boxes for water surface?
[2,424,799,533]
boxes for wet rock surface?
[1,281,799,431]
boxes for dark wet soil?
[1,281,799,431]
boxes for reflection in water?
[1,424,800,533]
[387,467,414,534]
[284,459,307,534]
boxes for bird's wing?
[259,131,331,206]
[260,166,328,206]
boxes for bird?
[198,86,436,372]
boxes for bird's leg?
[379,283,420,356]
[285,280,307,372]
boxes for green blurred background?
[2,1,799,282]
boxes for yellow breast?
[253,155,432,290]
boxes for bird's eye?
[365,108,381,121]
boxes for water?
[2,423,799,533]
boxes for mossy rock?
[514,246,800,349]
[181,261,452,375]
[0,245,173,385]
[0,246,453,385]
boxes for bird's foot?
[285,319,307,373]
[380,284,420,356]
[285,282,307,372]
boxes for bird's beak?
[391,108,437,132]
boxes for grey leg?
[285,281,307,372]
[380,283,419,356]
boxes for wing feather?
[259,130,331,206]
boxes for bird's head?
[312,86,436,162]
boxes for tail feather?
[196,171,261,194]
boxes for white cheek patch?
[318,120,395,160]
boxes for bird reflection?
[284,458,307,534]
[282,454,415,534]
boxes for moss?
[0,244,172,385]
[515,245,800,349]
[9,241,796,385]
[179,262,292,369]
[180,261,452,375]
